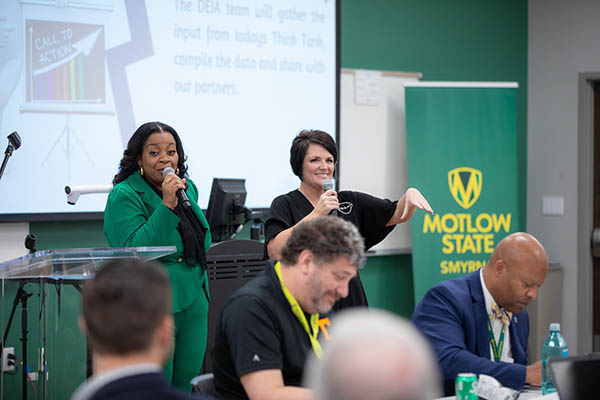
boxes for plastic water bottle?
[541,322,568,394]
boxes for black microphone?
[162,167,191,209]
[0,131,21,183]
[24,234,37,254]
[321,179,337,216]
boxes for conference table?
[437,388,559,399]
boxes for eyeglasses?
[316,241,366,269]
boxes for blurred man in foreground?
[72,258,207,400]
[305,308,441,400]
[412,232,548,395]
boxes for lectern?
[0,246,176,400]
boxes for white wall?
[339,70,420,253]
[528,0,600,353]
[0,223,29,263]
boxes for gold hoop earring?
[176,168,179,175]
[140,166,144,176]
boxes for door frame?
[577,72,600,354]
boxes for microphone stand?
[1,235,37,400]
[0,131,21,183]
[2,282,32,400]
[0,144,15,182]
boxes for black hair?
[113,121,188,185]
[289,130,337,181]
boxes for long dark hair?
[289,129,338,181]
[113,122,188,185]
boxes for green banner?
[405,85,519,304]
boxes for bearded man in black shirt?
[212,216,366,400]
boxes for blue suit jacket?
[89,373,196,400]
[411,270,529,395]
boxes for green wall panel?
[360,254,415,318]
[29,221,108,251]
[1,282,85,399]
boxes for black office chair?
[191,372,216,397]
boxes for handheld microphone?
[321,179,337,216]
[162,167,191,209]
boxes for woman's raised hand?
[399,188,434,222]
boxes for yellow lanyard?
[274,262,323,359]
[486,317,506,362]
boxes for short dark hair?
[82,258,171,355]
[281,216,365,268]
[290,130,338,181]
[113,121,188,185]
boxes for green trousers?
[163,290,209,392]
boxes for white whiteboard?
[339,69,421,253]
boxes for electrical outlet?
[2,347,15,373]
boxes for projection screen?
[0,0,339,220]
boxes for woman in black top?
[265,129,433,310]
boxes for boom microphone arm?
[65,185,113,205]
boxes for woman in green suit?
[104,121,211,392]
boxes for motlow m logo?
[448,167,482,210]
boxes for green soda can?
[455,373,478,400]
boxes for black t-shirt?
[212,261,333,400]
[264,190,398,310]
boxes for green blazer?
[104,171,211,313]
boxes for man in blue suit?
[412,232,548,395]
